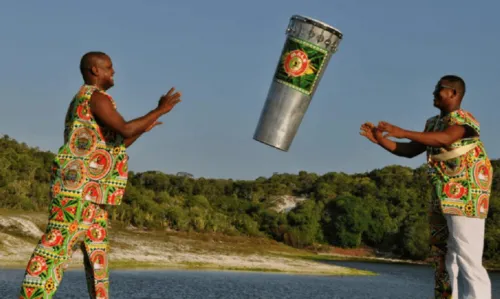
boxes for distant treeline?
[1,135,498,264]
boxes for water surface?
[1,262,498,298]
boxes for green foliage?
[1,134,500,263]
[323,196,370,248]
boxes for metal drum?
[253,15,343,151]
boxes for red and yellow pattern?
[55,84,129,206]
[424,109,493,298]
[425,109,492,219]
[19,197,110,299]
[18,85,126,298]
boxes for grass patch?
[106,260,375,276]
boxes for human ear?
[90,66,99,76]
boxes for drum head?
[291,15,343,39]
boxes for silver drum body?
[253,15,343,151]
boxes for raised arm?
[89,87,181,147]
[376,138,426,158]
[89,91,163,139]
[377,121,475,147]
[360,122,426,158]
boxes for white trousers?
[445,215,491,299]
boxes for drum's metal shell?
[253,15,343,151]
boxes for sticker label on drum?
[274,37,328,95]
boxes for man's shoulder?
[88,88,114,103]
[425,115,439,122]
[424,115,439,125]
[423,115,439,132]
[75,84,97,99]
[449,109,481,128]
[455,109,479,121]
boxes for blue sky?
[0,0,499,180]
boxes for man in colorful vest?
[18,51,181,299]
[360,75,492,299]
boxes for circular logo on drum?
[87,150,112,180]
[82,182,103,203]
[61,160,86,190]
[283,50,309,77]
[69,127,97,157]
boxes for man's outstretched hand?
[359,122,380,144]
[158,87,182,114]
[377,121,407,139]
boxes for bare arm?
[123,120,162,148]
[402,125,474,147]
[360,122,426,158]
[376,137,426,158]
[89,91,163,139]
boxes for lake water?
[1,262,498,298]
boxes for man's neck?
[83,79,107,91]
[439,106,461,117]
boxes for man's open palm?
[360,122,379,144]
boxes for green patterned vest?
[51,85,128,206]
[424,109,492,218]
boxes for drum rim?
[291,15,343,38]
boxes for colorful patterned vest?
[424,109,492,218]
[51,85,128,206]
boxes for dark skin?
[82,54,181,147]
[360,79,476,158]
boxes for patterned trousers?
[19,195,110,299]
[429,201,453,299]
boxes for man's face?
[94,56,115,90]
[433,80,456,109]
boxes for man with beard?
[360,75,492,299]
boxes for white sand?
[0,215,370,275]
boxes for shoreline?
[0,259,376,276]
[1,212,498,276]
[4,257,497,274]
[3,248,498,274]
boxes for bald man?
[18,51,181,299]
